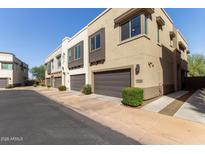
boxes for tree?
[188,54,205,77]
[30,65,45,83]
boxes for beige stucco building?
[45,8,189,100]
[86,8,188,99]
[0,52,28,88]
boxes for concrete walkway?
[174,89,205,124]
[24,87,205,144]
[141,91,188,112]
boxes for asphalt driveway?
[0,90,139,145]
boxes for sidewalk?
[24,87,205,144]
[174,89,205,124]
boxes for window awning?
[178,41,186,50]
[169,31,176,38]
[114,8,154,25]
[156,16,165,26]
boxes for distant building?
[0,52,29,88]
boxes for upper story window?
[90,33,101,51]
[51,60,54,70]
[157,25,160,43]
[74,45,81,60]
[1,63,13,70]
[156,16,165,44]
[121,15,141,41]
[56,56,61,69]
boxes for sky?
[0,8,205,69]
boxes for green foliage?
[47,85,51,88]
[33,84,38,87]
[58,85,67,91]
[188,54,205,77]
[82,84,92,95]
[122,87,144,107]
[30,65,45,82]
[5,84,14,89]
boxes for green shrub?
[81,84,92,95]
[58,85,67,91]
[47,85,51,88]
[122,87,144,107]
[5,84,14,89]
[41,83,46,87]
[33,84,38,87]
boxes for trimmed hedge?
[82,84,92,95]
[33,84,38,87]
[58,85,67,91]
[122,87,144,107]
[47,85,51,88]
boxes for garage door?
[0,78,8,88]
[94,69,131,97]
[54,77,62,88]
[70,74,85,91]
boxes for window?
[131,16,141,37]
[1,63,13,70]
[68,50,72,62]
[57,56,61,69]
[74,45,81,60]
[121,15,141,41]
[157,25,160,43]
[90,33,101,51]
[96,34,101,49]
[51,60,54,70]
[121,22,130,41]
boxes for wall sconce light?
[135,64,140,75]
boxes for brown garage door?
[54,77,62,88]
[0,78,8,88]
[70,74,85,91]
[94,69,131,97]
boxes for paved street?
[0,90,139,145]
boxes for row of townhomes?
[0,52,29,88]
[45,8,189,100]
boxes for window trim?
[90,32,101,52]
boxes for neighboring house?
[45,45,63,88]
[45,8,189,100]
[0,52,28,88]
[62,27,89,91]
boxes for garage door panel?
[94,69,131,98]
[0,78,8,88]
[70,74,85,91]
[54,77,62,88]
[94,80,131,86]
